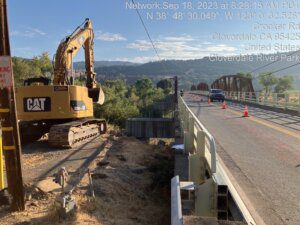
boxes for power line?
[250,50,300,73]
[131,0,161,61]
[130,1,203,78]
[271,62,300,74]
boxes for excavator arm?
[53,19,104,104]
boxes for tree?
[126,86,140,105]
[191,84,196,91]
[12,58,31,86]
[94,79,139,126]
[12,52,53,86]
[157,79,172,94]
[258,72,278,93]
[105,79,127,97]
[135,78,154,98]
[274,76,294,93]
[34,52,53,76]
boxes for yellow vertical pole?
[0,127,4,190]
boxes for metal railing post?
[285,94,289,110]
[171,176,183,225]
[273,93,277,107]
[184,109,189,131]
[196,131,205,157]
[210,139,216,173]
[188,117,195,154]
[298,96,300,115]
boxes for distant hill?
[73,61,139,69]
[94,52,300,90]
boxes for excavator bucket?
[88,87,105,105]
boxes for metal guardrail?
[224,91,300,112]
[195,90,300,113]
[178,96,216,173]
[176,95,256,225]
[171,176,183,225]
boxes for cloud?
[26,27,46,36]
[114,56,158,64]
[95,31,126,42]
[201,41,212,45]
[127,40,152,51]
[126,35,238,62]
[205,44,237,52]
[11,26,46,38]
[163,35,195,42]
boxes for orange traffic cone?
[208,98,211,104]
[243,105,249,117]
[222,101,226,109]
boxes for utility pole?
[0,0,25,210]
[174,76,178,104]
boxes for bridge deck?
[184,93,300,225]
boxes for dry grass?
[0,130,172,225]
[75,135,171,225]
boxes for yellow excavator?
[16,19,106,148]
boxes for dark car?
[209,89,225,102]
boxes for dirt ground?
[0,128,173,225]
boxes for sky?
[7,0,298,63]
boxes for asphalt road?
[184,93,300,225]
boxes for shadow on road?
[31,136,108,185]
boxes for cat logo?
[24,97,51,112]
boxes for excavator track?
[48,119,106,148]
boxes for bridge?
[211,75,255,93]
[172,90,300,225]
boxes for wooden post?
[174,76,178,105]
[0,126,4,190]
[0,0,25,211]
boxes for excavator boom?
[53,19,104,104]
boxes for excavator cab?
[24,77,51,86]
